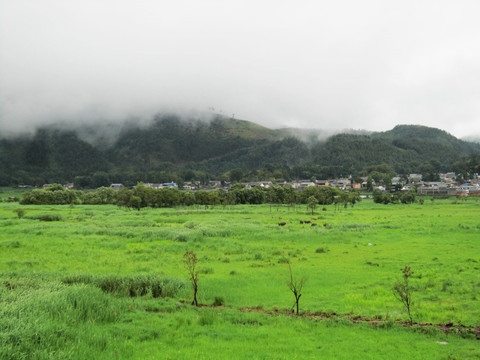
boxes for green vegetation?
[0,194,479,358]
[1,115,480,186]
[19,183,348,209]
[12,208,25,219]
[306,195,318,215]
[373,189,417,205]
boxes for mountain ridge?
[0,114,479,186]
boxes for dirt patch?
[237,307,480,339]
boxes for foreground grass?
[0,194,479,358]
[1,274,478,360]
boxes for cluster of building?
[107,172,480,197]
[109,183,176,191]
[37,172,480,197]
[393,173,480,196]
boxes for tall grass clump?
[26,214,62,222]
[0,283,120,359]
[62,274,184,298]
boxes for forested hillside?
[1,114,479,186]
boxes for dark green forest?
[1,114,479,187]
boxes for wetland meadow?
[1,188,479,359]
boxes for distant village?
[40,171,480,197]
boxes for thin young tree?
[306,196,318,215]
[183,250,199,306]
[393,266,414,325]
[287,262,306,315]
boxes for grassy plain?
[1,188,479,359]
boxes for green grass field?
[1,189,479,359]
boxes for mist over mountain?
[463,135,480,144]
[1,113,479,187]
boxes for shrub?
[198,311,216,326]
[213,296,225,306]
[183,221,198,229]
[174,234,188,242]
[13,208,26,219]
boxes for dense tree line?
[20,184,83,205]
[19,183,366,209]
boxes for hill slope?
[1,115,479,186]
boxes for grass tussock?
[0,282,121,359]
[62,274,185,298]
[26,214,62,222]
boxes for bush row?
[20,183,359,209]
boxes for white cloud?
[1,0,480,137]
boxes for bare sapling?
[184,250,199,306]
[393,266,414,325]
[287,262,306,315]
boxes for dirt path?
[237,306,480,340]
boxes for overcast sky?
[1,0,480,138]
